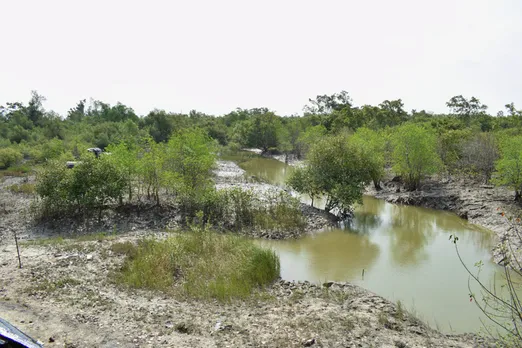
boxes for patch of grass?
[22,237,66,247]
[115,228,280,301]
[1,165,32,177]
[28,277,81,293]
[74,232,116,242]
[378,311,403,331]
[395,300,405,321]
[7,183,35,194]
[110,241,137,257]
[253,190,305,230]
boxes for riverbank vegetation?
[2,90,522,343]
[114,227,280,301]
[3,91,522,200]
[32,127,303,233]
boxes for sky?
[1,0,521,117]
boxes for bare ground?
[0,236,489,348]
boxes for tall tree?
[391,123,441,191]
[303,91,353,115]
[26,90,46,126]
[350,127,386,189]
[288,134,370,216]
[248,112,282,152]
[446,95,488,125]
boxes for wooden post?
[13,230,22,269]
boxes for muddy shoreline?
[0,162,502,347]
[0,234,490,347]
[366,178,522,264]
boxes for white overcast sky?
[1,0,521,116]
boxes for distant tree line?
[2,90,522,207]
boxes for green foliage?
[248,112,283,152]
[35,156,127,217]
[106,141,139,201]
[286,166,321,207]
[289,134,371,216]
[391,123,441,190]
[178,187,304,232]
[40,138,65,162]
[446,95,488,126]
[350,127,386,189]
[437,129,472,175]
[0,147,22,169]
[164,128,216,193]
[115,229,280,301]
[493,135,522,201]
[297,124,326,158]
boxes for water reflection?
[235,155,514,333]
[261,229,380,281]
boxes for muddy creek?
[235,155,513,334]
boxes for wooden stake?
[13,230,22,269]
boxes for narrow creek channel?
[232,155,515,334]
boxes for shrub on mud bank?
[34,156,126,218]
[0,147,23,169]
[114,229,280,300]
[182,187,305,231]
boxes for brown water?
[236,155,515,334]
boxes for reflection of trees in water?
[264,230,380,282]
[388,205,434,265]
[347,212,382,234]
[385,202,493,265]
[240,158,293,186]
[306,231,380,281]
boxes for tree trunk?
[515,190,521,202]
[373,180,382,191]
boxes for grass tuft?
[115,228,280,301]
[1,166,32,177]
[7,183,35,194]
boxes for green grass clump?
[8,183,35,194]
[1,165,32,177]
[115,229,280,301]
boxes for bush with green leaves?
[391,123,441,191]
[350,127,386,190]
[493,135,522,201]
[35,156,127,217]
[0,147,23,169]
[288,134,371,216]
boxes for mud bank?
[0,236,490,348]
[367,178,522,263]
